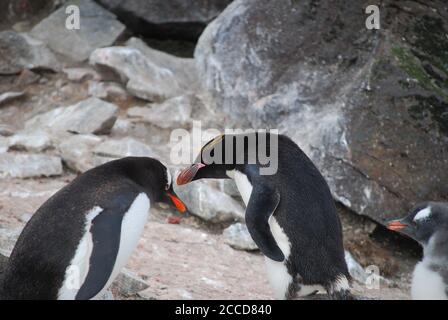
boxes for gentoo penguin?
[177,132,352,299]
[387,202,448,300]
[0,157,186,300]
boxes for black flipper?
[75,193,134,300]
[245,185,284,262]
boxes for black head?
[177,132,279,185]
[118,157,187,214]
[386,202,448,246]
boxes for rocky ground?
[1,0,445,300]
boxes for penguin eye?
[165,182,170,191]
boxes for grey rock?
[0,153,63,178]
[0,31,60,75]
[127,95,196,129]
[223,223,258,251]
[174,180,244,223]
[25,97,118,136]
[0,124,15,137]
[126,37,199,92]
[15,69,41,86]
[8,130,52,152]
[88,81,128,100]
[96,289,114,300]
[195,0,448,225]
[58,134,103,173]
[0,227,20,256]
[0,92,24,106]
[30,0,125,62]
[345,251,367,284]
[93,137,156,159]
[90,38,199,102]
[111,268,149,297]
[95,0,232,40]
[0,137,9,154]
[63,68,101,82]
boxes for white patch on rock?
[201,276,224,289]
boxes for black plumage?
[0,157,182,300]
[178,133,351,299]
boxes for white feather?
[264,257,293,299]
[166,168,172,188]
[58,193,150,300]
[412,235,448,300]
[92,193,150,299]
[58,206,102,300]
[414,207,432,222]
[228,170,252,205]
[229,169,296,299]
[411,261,447,300]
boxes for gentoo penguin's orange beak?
[167,192,187,213]
[176,163,206,185]
[386,219,408,231]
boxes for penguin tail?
[325,274,355,300]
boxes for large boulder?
[30,0,125,62]
[195,0,448,225]
[95,0,233,41]
[90,38,199,102]
[0,153,63,178]
[0,31,60,75]
[25,97,118,136]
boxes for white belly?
[412,260,447,300]
[58,193,150,300]
[229,170,298,299]
[228,170,253,205]
[58,207,102,300]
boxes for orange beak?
[176,163,206,185]
[386,220,408,232]
[167,192,187,213]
